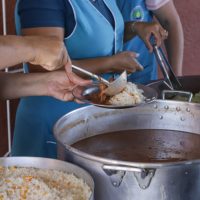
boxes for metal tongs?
[152,43,182,90]
[72,65,127,96]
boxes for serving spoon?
[72,65,127,96]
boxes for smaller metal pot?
[148,75,200,99]
[0,157,94,200]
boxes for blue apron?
[117,0,157,84]
[12,0,124,158]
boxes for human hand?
[111,51,143,73]
[44,70,91,101]
[132,21,168,52]
[27,36,71,71]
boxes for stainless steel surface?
[54,102,200,200]
[162,90,193,102]
[0,157,94,200]
[148,75,200,99]
[72,83,158,109]
[72,65,127,96]
[103,164,143,173]
[72,64,110,85]
[153,45,182,90]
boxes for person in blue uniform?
[116,0,184,84]
[12,0,167,158]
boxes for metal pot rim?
[54,102,200,170]
[66,145,200,169]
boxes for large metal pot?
[54,101,200,200]
[0,157,94,200]
[148,75,200,98]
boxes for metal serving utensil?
[150,34,182,90]
[72,65,127,96]
[72,83,158,109]
[153,45,183,90]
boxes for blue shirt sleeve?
[18,0,115,37]
[18,0,66,28]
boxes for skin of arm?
[0,35,70,71]
[21,27,143,74]
[0,71,91,100]
[0,35,91,100]
[124,21,168,51]
[153,1,184,76]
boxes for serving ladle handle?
[72,65,110,85]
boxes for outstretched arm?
[0,71,91,100]
[21,27,143,74]
[0,35,71,71]
[0,35,91,100]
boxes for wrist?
[131,21,139,34]
[23,36,38,63]
[131,21,143,35]
[23,73,49,97]
[105,57,116,73]
[38,73,51,96]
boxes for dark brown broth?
[72,129,200,163]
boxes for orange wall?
[174,0,200,75]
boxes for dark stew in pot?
[72,129,200,163]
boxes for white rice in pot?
[109,82,145,105]
[0,166,91,200]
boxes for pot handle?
[162,90,193,102]
[103,164,143,173]
[102,164,155,189]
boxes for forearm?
[164,20,184,76]
[72,57,115,75]
[0,72,48,99]
[20,27,131,75]
[0,35,36,69]
[28,51,115,75]
[153,1,184,76]
[124,22,137,42]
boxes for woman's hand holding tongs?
[131,21,168,52]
